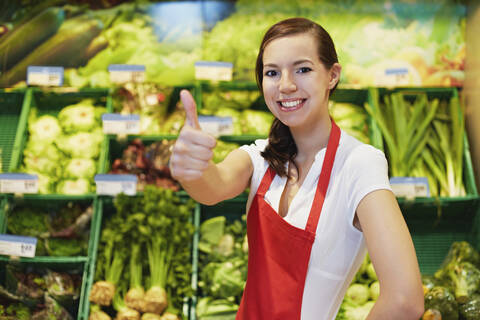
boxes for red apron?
[236,121,341,320]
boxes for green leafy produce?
[88,304,112,320]
[345,283,370,306]
[56,178,91,195]
[242,109,273,135]
[329,101,370,144]
[459,294,480,320]
[64,158,96,179]
[196,297,238,319]
[56,131,103,159]
[58,101,98,133]
[28,115,62,144]
[445,262,480,304]
[90,248,124,307]
[113,289,140,320]
[2,302,31,320]
[125,243,146,312]
[424,286,459,320]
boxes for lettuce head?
[58,101,97,133]
[56,179,91,195]
[56,132,103,159]
[29,115,61,143]
[64,158,96,179]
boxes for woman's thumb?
[180,89,200,129]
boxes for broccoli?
[424,286,459,320]
[459,294,480,320]
[436,241,480,275]
[446,262,480,303]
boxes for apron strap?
[256,166,276,197]
[305,121,341,234]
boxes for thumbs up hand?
[169,90,217,182]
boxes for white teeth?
[280,100,302,107]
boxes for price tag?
[27,66,64,86]
[102,113,140,135]
[195,61,233,81]
[375,67,410,87]
[94,174,137,196]
[0,173,38,194]
[0,234,37,258]
[390,177,430,198]
[198,116,234,137]
[108,64,145,83]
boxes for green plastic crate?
[82,196,197,320]
[8,87,111,196]
[0,90,28,173]
[0,258,88,319]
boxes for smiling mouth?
[277,99,306,112]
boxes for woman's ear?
[329,63,342,89]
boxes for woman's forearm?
[366,293,424,320]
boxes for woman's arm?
[169,90,253,205]
[356,189,424,320]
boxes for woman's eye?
[298,67,312,73]
[265,70,278,77]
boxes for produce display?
[196,215,248,320]
[213,141,240,164]
[0,264,83,319]
[20,99,105,194]
[89,187,195,319]
[109,139,179,192]
[365,89,465,197]
[329,101,371,145]
[6,201,92,257]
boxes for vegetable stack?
[365,88,466,197]
[196,215,248,320]
[21,99,105,194]
[89,186,195,319]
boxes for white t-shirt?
[239,129,392,320]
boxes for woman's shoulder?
[338,130,388,170]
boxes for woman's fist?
[169,90,216,181]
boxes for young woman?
[169,17,424,320]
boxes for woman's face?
[262,32,340,130]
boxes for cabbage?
[242,110,274,135]
[58,101,97,133]
[23,140,63,162]
[23,156,60,176]
[29,115,61,143]
[56,132,103,159]
[56,179,91,195]
[64,158,96,179]
[346,283,370,305]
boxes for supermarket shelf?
[0,255,88,263]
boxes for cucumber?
[0,7,65,71]
[0,15,103,87]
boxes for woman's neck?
[290,115,332,163]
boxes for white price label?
[0,173,38,194]
[108,64,145,83]
[198,116,234,137]
[195,61,233,81]
[27,66,64,86]
[0,234,37,258]
[95,174,137,196]
[390,177,430,198]
[102,114,140,135]
[375,68,410,87]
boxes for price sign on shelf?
[0,173,38,194]
[108,64,145,83]
[198,116,234,137]
[102,113,140,135]
[0,234,37,258]
[27,66,64,87]
[195,61,233,81]
[390,177,430,199]
[95,174,137,196]
[375,67,410,87]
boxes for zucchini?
[0,7,65,71]
[0,15,103,87]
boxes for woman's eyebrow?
[263,59,314,68]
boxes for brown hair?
[257,17,339,177]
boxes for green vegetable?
[64,158,96,179]
[56,178,91,195]
[4,302,31,320]
[144,236,169,315]
[213,141,239,164]
[56,131,103,159]
[459,294,480,320]
[45,238,85,256]
[89,304,112,320]
[28,115,62,144]
[7,207,48,237]
[58,100,98,133]
[242,109,274,135]
[446,262,480,304]
[345,283,370,305]
[424,286,459,320]
[125,243,146,312]
[89,248,124,307]
[113,289,140,320]
[196,297,238,319]
[369,281,380,301]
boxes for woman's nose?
[279,72,297,93]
